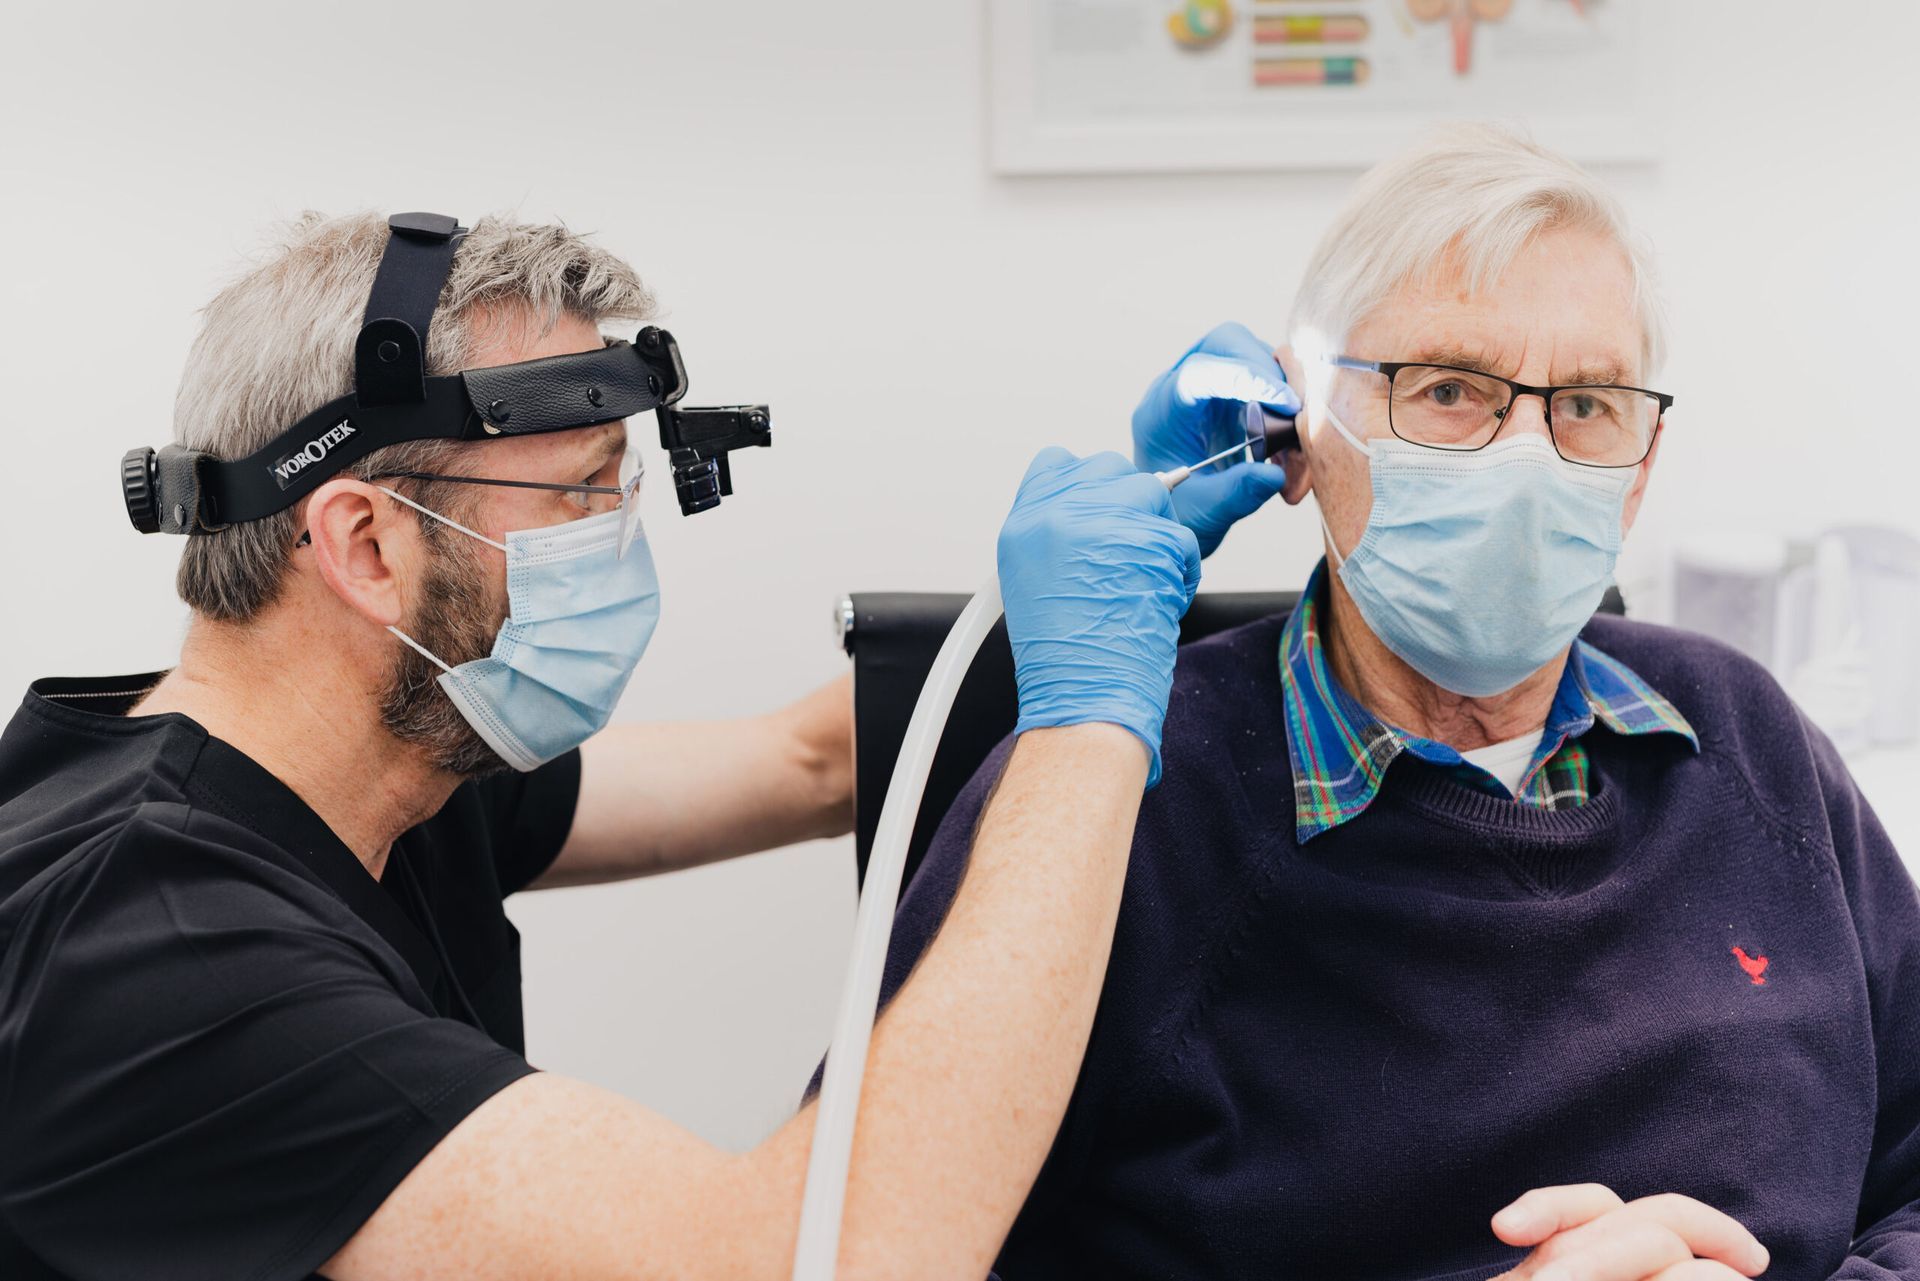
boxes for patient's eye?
[1399,369,1498,414]
[1560,391,1618,421]
[1390,366,1511,448]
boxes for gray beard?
[378,523,510,779]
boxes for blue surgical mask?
[1317,405,1632,697]
[381,488,662,771]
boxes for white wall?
[3,1,1917,1151]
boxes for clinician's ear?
[1619,417,1665,535]
[1273,344,1314,507]
[302,478,414,629]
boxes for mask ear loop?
[389,624,455,675]
[1309,398,1373,571]
[1320,400,1374,459]
[375,484,507,670]
[376,484,508,552]
[1316,501,1347,571]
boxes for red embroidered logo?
[1731,946,1769,986]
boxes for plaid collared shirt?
[1281,561,1699,844]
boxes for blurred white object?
[1778,535,1871,756]
[1832,526,1920,748]
[1672,530,1792,668]
[1672,526,1920,756]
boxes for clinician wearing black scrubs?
[0,213,1284,1279]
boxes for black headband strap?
[183,341,673,527]
[120,208,768,532]
[357,212,465,407]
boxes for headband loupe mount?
[121,211,771,535]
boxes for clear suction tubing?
[789,572,1004,1279]
[790,422,1282,1278]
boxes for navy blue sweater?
[879,613,1920,1281]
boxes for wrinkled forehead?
[1350,228,1647,386]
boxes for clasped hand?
[1491,1183,1769,1281]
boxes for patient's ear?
[1273,344,1314,507]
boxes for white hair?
[1289,122,1666,383]
[174,211,658,621]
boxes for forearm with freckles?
[743,723,1150,1279]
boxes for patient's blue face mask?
[381,487,662,771]
[1317,402,1632,697]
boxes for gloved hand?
[997,448,1203,788]
[1132,321,1301,558]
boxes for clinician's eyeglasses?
[1326,356,1673,468]
[293,447,646,554]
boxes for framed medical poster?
[988,0,1663,174]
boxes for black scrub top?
[0,673,582,1281]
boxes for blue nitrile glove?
[997,448,1203,788]
[1131,321,1301,558]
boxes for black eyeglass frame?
[1326,355,1674,469]
[376,469,640,499]
[291,466,643,548]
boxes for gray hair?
[1288,122,1667,387]
[173,211,658,621]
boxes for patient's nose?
[1499,393,1554,442]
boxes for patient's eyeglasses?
[1326,356,1673,468]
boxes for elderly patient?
[878,126,1920,1281]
